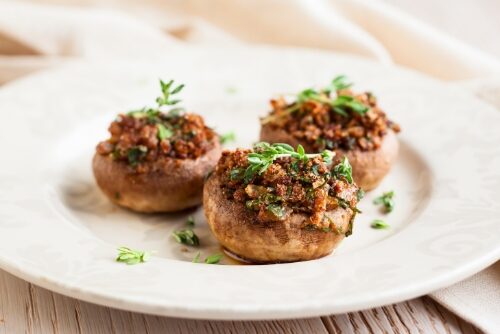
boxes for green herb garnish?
[192,252,223,264]
[126,107,161,121]
[204,253,223,264]
[220,131,236,144]
[267,203,286,219]
[371,219,389,229]
[356,188,365,201]
[332,95,368,116]
[157,123,173,140]
[324,75,353,93]
[126,79,185,122]
[262,75,368,124]
[172,229,200,246]
[244,142,334,183]
[230,168,243,180]
[116,246,151,265]
[332,156,353,183]
[373,191,395,213]
[156,79,184,107]
[127,146,148,166]
[186,216,195,227]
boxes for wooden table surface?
[0,269,481,333]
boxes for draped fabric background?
[0,0,499,332]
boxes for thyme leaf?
[186,216,195,227]
[204,253,223,264]
[172,229,200,246]
[116,246,150,265]
[324,75,353,93]
[157,123,173,140]
[262,75,369,124]
[126,79,186,121]
[244,142,334,182]
[371,219,390,229]
[332,95,369,116]
[127,145,148,166]
[156,79,185,106]
[373,190,395,213]
[332,156,353,183]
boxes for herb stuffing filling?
[215,143,360,232]
[261,75,401,152]
[96,80,217,172]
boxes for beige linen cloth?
[1,0,499,332]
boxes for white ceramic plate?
[0,46,499,320]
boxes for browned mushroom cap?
[260,124,399,191]
[203,173,356,264]
[93,138,221,213]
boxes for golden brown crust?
[93,137,221,213]
[203,173,354,263]
[260,124,399,191]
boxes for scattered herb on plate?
[204,253,223,264]
[371,219,390,229]
[116,246,151,265]
[373,190,395,213]
[192,252,223,264]
[186,216,195,227]
[172,229,200,246]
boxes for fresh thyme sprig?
[332,156,353,184]
[244,142,334,183]
[373,190,395,213]
[323,75,353,93]
[192,252,223,264]
[156,79,185,107]
[371,219,389,229]
[204,253,223,264]
[262,75,368,124]
[116,246,151,265]
[172,229,200,246]
[127,79,185,119]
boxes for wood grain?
[0,269,481,334]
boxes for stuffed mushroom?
[93,79,221,213]
[203,142,360,263]
[260,76,401,191]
